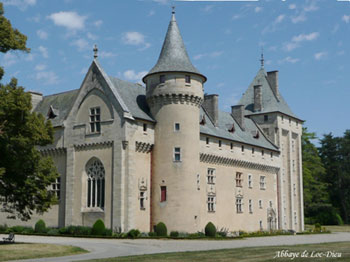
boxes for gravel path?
[3,232,350,262]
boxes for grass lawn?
[0,243,87,261]
[81,242,350,262]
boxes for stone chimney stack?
[28,91,43,111]
[267,71,279,97]
[231,105,245,130]
[203,94,219,127]
[254,85,262,112]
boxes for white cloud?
[123,70,147,83]
[3,0,36,11]
[314,51,327,60]
[202,5,214,13]
[38,46,48,58]
[24,53,34,61]
[35,64,46,71]
[279,56,300,64]
[342,15,350,24]
[122,32,145,45]
[2,53,17,66]
[193,51,223,61]
[94,20,103,28]
[87,32,97,40]
[35,71,58,85]
[48,11,87,31]
[262,14,285,34]
[283,32,319,52]
[99,51,117,59]
[71,38,89,51]
[254,7,262,13]
[37,30,48,40]
[303,1,318,12]
[291,13,306,24]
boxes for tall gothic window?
[86,159,105,209]
[90,107,101,133]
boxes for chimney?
[231,105,245,130]
[203,94,219,127]
[28,91,43,111]
[254,85,262,112]
[267,71,279,97]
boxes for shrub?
[92,219,106,236]
[148,232,157,237]
[47,228,60,235]
[0,224,8,233]
[35,220,46,233]
[170,231,179,238]
[104,229,113,236]
[217,227,229,237]
[127,229,141,238]
[155,222,167,237]
[205,222,216,237]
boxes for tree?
[302,128,336,224]
[0,3,59,220]
[319,131,350,224]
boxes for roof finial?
[260,47,264,68]
[172,5,175,14]
[93,44,98,59]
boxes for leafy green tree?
[302,128,334,224]
[0,3,59,221]
[319,131,350,224]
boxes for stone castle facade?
[1,11,304,233]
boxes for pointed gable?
[239,68,300,120]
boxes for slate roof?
[238,68,300,120]
[143,12,206,82]
[200,108,278,151]
[34,89,78,127]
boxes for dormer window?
[90,107,101,133]
[200,115,206,125]
[160,75,165,84]
[185,75,191,84]
[47,105,58,119]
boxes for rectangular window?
[236,197,243,213]
[90,107,101,133]
[260,176,266,189]
[293,183,296,196]
[249,199,252,213]
[160,186,167,202]
[271,152,273,158]
[218,140,222,148]
[174,147,181,162]
[264,115,268,122]
[269,200,273,208]
[51,177,60,200]
[262,150,264,156]
[143,123,147,132]
[252,147,255,154]
[140,191,145,209]
[206,137,209,145]
[160,75,165,83]
[241,145,244,152]
[174,123,180,131]
[248,174,252,188]
[259,200,263,209]
[260,220,263,230]
[236,172,242,187]
[230,143,233,150]
[185,75,191,84]
[207,196,215,212]
[207,168,215,184]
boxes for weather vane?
[93,44,98,59]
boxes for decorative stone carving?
[122,140,129,150]
[74,141,113,151]
[135,141,153,153]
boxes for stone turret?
[143,9,206,233]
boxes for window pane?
[161,186,167,202]
[87,179,91,207]
[96,122,101,132]
[96,107,100,114]
[101,178,105,208]
[97,179,101,207]
[92,179,96,207]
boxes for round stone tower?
[143,9,206,233]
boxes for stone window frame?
[207,168,216,185]
[139,190,146,210]
[174,122,180,132]
[259,199,263,209]
[173,147,181,162]
[51,176,61,200]
[185,75,191,84]
[249,199,253,213]
[235,172,243,187]
[89,107,101,133]
[259,175,266,190]
[86,158,105,210]
[160,75,165,84]
[236,196,243,213]
[207,194,216,212]
[248,174,253,188]
[160,186,167,202]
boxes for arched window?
[86,158,105,209]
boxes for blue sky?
[1,0,349,142]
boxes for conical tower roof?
[143,10,206,83]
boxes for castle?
[1,10,304,233]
